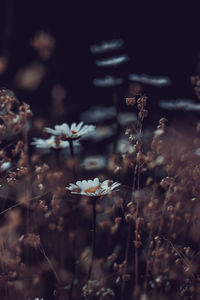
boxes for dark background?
[0,1,200,120]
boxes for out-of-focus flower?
[90,39,124,54]
[128,73,171,87]
[81,156,107,171]
[14,62,46,91]
[51,84,67,119]
[82,280,115,299]
[159,99,200,111]
[191,75,200,99]
[30,31,55,60]
[0,56,8,75]
[117,138,134,154]
[0,161,11,172]
[128,82,144,97]
[117,112,137,126]
[0,89,33,136]
[87,125,116,142]
[96,54,129,67]
[31,136,73,149]
[45,122,96,140]
[117,130,152,154]
[195,148,200,156]
[81,106,115,123]
[67,177,120,197]
[28,298,44,300]
[93,75,123,87]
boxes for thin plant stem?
[132,112,144,298]
[120,220,131,300]
[158,197,168,236]
[134,220,139,298]
[69,197,79,300]
[69,230,77,300]
[144,227,154,291]
[53,148,61,168]
[39,243,60,283]
[69,139,77,181]
[68,139,78,299]
[88,197,97,280]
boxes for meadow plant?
[1,76,200,300]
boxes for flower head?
[81,156,107,171]
[90,39,124,54]
[31,136,73,149]
[159,99,200,111]
[67,177,120,197]
[195,148,200,156]
[128,73,171,87]
[93,76,123,87]
[81,106,115,123]
[96,54,129,68]
[30,31,55,60]
[0,161,11,172]
[87,125,116,142]
[117,112,137,126]
[44,122,95,140]
[14,62,46,91]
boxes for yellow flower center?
[88,161,97,166]
[84,185,100,194]
[72,130,77,134]
[72,187,81,193]
[49,139,55,146]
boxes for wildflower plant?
[1,35,200,300]
[67,177,120,197]
[67,177,120,281]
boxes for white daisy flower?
[81,106,115,123]
[87,125,116,142]
[90,39,124,54]
[195,148,200,156]
[31,136,72,149]
[93,76,123,87]
[14,62,46,91]
[67,177,120,197]
[96,54,129,68]
[117,138,134,154]
[159,99,200,111]
[128,73,171,87]
[28,298,44,300]
[81,156,107,171]
[117,112,137,126]
[44,122,96,140]
[0,161,11,172]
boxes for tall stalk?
[120,220,131,300]
[88,197,97,280]
[132,96,146,298]
[69,139,77,181]
[68,139,78,299]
